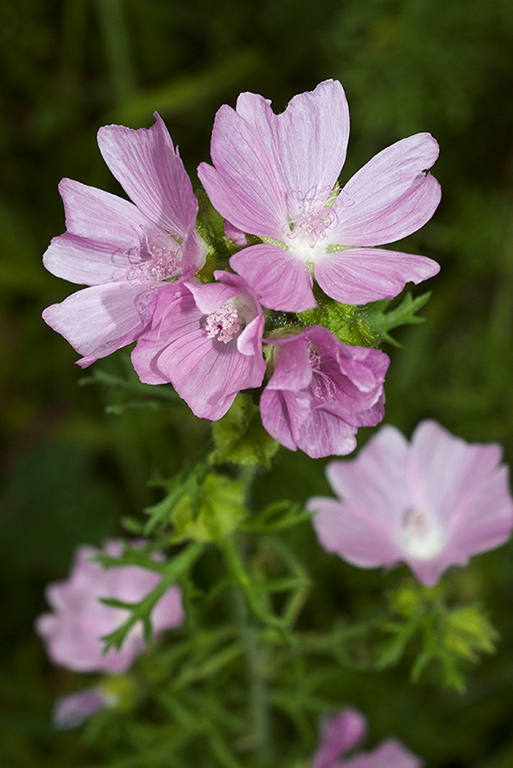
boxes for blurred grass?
[1,0,513,765]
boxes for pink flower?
[312,708,422,768]
[260,326,389,458]
[35,540,184,674]
[43,114,205,367]
[309,421,513,586]
[131,270,266,420]
[198,79,440,312]
[53,688,113,730]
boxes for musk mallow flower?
[198,79,441,313]
[260,326,389,459]
[42,113,205,367]
[309,420,513,586]
[131,270,266,420]
[312,708,422,768]
[35,540,184,674]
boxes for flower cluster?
[308,420,513,585]
[312,708,422,768]
[43,80,441,457]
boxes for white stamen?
[205,302,241,344]
[401,507,445,559]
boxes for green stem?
[230,542,272,766]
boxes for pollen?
[205,302,241,344]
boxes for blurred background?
[1,0,513,765]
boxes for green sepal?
[194,189,233,282]
[298,294,380,348]
[211,393,280,468]
[171,473,246,544]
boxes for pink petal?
[314,247,440,304]
[97,113,198,236]
[325,426,410,515]
[43,282,152,366]
[44,179,154,284]
[230,243,316,311]
[132,284,265,420]
[291,404,359,459]
[263,335,312,392]
[197,105,287,239]
[310,497,403,567]
[236,80,350,208]
[332,133,441,246]
[344,739,422,768]
[407,421,513,582]
[259,389,309,452]
[312,709,367,768]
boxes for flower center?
[401,507,445,559]
[144,232,181,280]
[288,208,338,248]
[205,302,241,344]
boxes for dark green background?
[1,0,513,765]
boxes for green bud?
[99,675,137,712]
[211,393,280,468]
[171,473,246,544]
[444,605,498,659]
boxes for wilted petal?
[98,113,198,236]
[315,248,440,305]
[261,327,388,458]
[231,244,316,311]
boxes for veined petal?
[43,232,136,286]
[314,247,440,304]
[198,104,287,239]
[332,133,440,246]
[230,243,316,311]
[260,389,310,451]
[132,284,265,420]
[265,335,312,392]
[43,282,151,366]
[98,113,198,236]
[45,179,155,284]
[291,406,358,459]
[236,80,350,208]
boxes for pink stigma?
[205,302,241,344]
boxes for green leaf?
[364,291,432,345]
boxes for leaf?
[364,291,432,345]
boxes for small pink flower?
[35,540,184,674]
[309,421,513,586]
[312,708,422,768]
[260,326,389,458]
[43,113,205,367]
[131,270,266,420]
[198,79,440,312]
[53,688,113,730]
